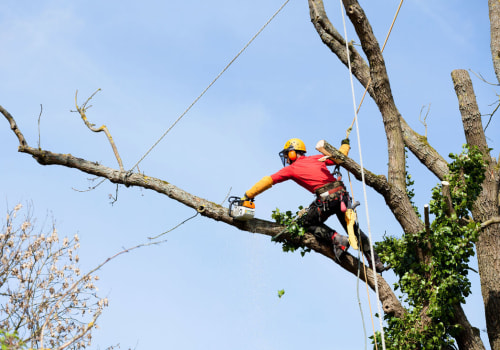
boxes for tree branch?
[74,90,125,171]
[1,106,405,320]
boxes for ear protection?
[288,149,297,161]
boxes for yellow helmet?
[279,138,306,166]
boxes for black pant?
[303,194,372,252]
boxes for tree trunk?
[452,69,500,350]
[489,0,500,82]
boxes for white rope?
[129,0,291,172]
[338,2,387,349]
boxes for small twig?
[469,69,500,86]
[419,103,430,138]
[74,89,125,171]
[72,178,107,193]
[109,184,119,205]
[148,212,199,240]
[484,95,500,131]
[37,104,43,149]
[221,187,232,206]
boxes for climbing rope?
[345,0,405,139]
[129,0,291,172]
[338,0,408,349]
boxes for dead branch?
[74,90,125,171]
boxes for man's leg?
[333,202,389,273]
[303,203,349,261]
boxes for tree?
[0,203,106,349]
[1,1,498,349]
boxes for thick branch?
[308,0,371,90]
[1,106,405,320]
[489,0,500,83]
[452,304,486,350]
[452,68,500,350]
[316,139,424,233]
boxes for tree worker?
[242,138,388,273]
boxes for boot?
[363,248,390,273]
[331,231,349,261]
[356,232,390,273]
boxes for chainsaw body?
[228,196,255,221]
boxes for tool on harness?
[228,196,255,221]
[345,201,360,250]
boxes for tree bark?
[452,69,500,350]
[489,0,500,83]
[452,304,486,350]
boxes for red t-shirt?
[270,154,337,193]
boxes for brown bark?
[452,304,486,350]
[452,69,500,350]
[489,0,500,83]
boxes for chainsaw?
[228,196,255,221]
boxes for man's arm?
[245,176,274,199]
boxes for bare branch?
[37,104,43,149]
[419,104,430,138]
[74,90,125,171]
[0,105,28,148]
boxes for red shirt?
[270,154,337,193]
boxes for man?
[243,138,388,273]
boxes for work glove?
[242,193,252,201]
[339,138,350,157]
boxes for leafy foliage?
[271,207,311,256]
[374,145,486,349]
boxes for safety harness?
[313,165,360,251]
[313,166,349,214]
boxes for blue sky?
[1,1,497,349]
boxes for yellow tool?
[345,208,359,250]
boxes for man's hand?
[242,193,252,201]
